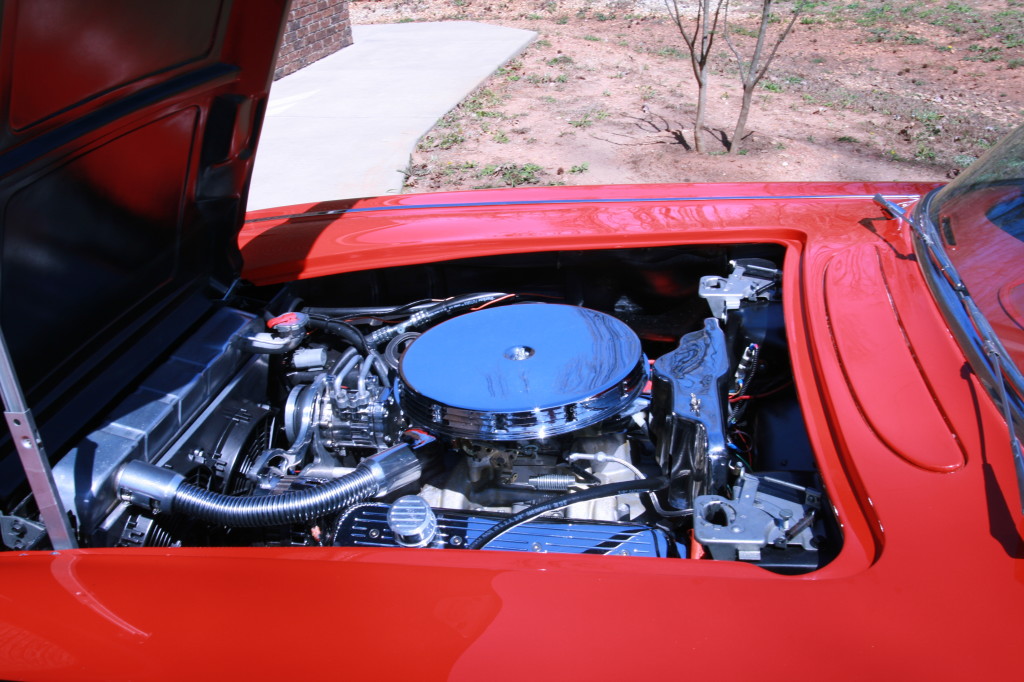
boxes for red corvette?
[0,2,1021,680]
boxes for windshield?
[927,126,1024,374]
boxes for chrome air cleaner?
[397,304,647,440]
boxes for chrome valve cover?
[398,304,648,441]
[334,502,673,556]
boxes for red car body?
[2,183,1021,680]
[0,2,1021,680]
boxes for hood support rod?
[0,330,77,549]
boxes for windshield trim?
[914,189,1024,510]
[915,190,1024,397]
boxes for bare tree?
[666,0,727,153]
[723,0,803,154]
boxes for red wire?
[728,381,793,403]
[471,294,517,311]
[470,293,563,311]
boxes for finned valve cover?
[397,304,647,440]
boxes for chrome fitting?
[358,429,439,496]
[359,444,423,496]
[116,460,185,514]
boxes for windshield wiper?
[874,193,1024,514]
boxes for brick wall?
[274,0,353,80]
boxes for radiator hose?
[117,431,437,528]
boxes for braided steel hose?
[118,431,437,528]
[172,465,379,527]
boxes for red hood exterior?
[2,181,1020,680]
[239,181,937,284]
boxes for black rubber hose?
[285,371,322,385]
[468,476,669,550]
[365,292,506,348]
[303,300,438,318]
[569,461,601,485]
[307,317,368,354]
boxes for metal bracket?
[693,474,821,562]
[0,330,78,549]
[699,258,780,322]
[0,515,46,550]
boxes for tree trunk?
[723,0,801,155]
[729,83,754,154]
[694,72,708,153]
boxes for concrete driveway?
[247,22,536,210]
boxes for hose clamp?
[116,460,185,514]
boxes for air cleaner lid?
[398,304,647,441]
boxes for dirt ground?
[350,0,1024,191]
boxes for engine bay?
[33,246,840,573]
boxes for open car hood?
[0,1,289,501]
